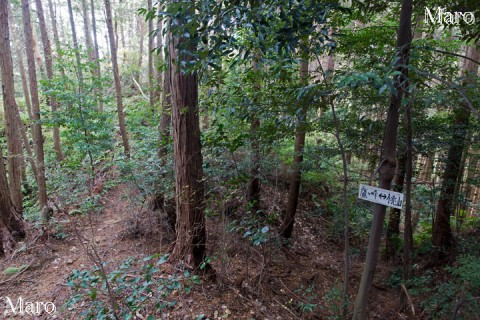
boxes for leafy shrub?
[66,254,200,319]
[409,255,480,319]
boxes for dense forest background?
[0,0,479,319]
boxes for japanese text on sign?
[358,184,403,209]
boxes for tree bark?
[105,0,130,158]
[147,0,154,109]
[136,13,145,84]
[247,56,261,213]
[0,144,25,256]
[81,0,95,64]
[12,31,32,120]
[432,45,479,257]
[352,0,412,318]
[67,0,84,83]
[47,0,66,82]
[1,0,23,215]
[385,150,406,260]
[280,58,309,239]
[90,0,100,64]
[21,0,49,215]
[35,0,64,162]
[167,5,207,269]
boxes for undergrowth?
[65,254,200,319]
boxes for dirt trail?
[1,183,402,319]
[0,185,161,318]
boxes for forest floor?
[0,175,407,319]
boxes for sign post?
[358,184,404,209]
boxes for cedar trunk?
[21,0,49,213]
[105,0,131,158]
[168,26,207,268]
[1,0,23,214]
[35,0,63,162]
[432,45,479,256]
[0,145,25,256]
[352,0,412,318]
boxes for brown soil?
[0,182,406,319]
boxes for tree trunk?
[167,6,207,269]
[35,0,64,162]
[7,18,39,178]
[0,145,25,256]
[159,39,171,161]
[1,0,23,215]
[402,86,414,298]
[21,0,49,215]
[136,14,145,84]
[67,0,84,83]
[89,0,102,110]
[105,0,130,158]
[352,0,412,318]
[432,45,479,258]
[81,0,95,64]
[47,0,66,82]
[147,0,154,109]
[31,30,44,76]
[247,56,261,213]
[461,150,478,214]
[12,32,32,119]
[90,0,100,63]
[385,150,406,260]
[280,58,309,239]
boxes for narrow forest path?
[0,182,402,319]
[0,184,162,318]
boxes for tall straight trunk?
[32,30,44,76]
[403,88,414,286]
[152,15,163,113]
[13,35,32,119]
[21,0,49,214]
[453,141,468,225]
[385,150,406,260]
[247,56,261,213]
[1,0,23,215]
[167,2,207,269]
[35,0,64,162]
[280,58,309,239]
[47,0,65,79]
[105,0,130,158]
[0,145,25,256]
[461,150,478,214]
[67,0,83,83]
[81,0,95,63]
[147,0,154,109]
[158,32,170,162]
[136,14,145,83]
[8,19,39,179]
[432,45,479,256]
[421,153,434,182]
[89,0,102,110]
[90,0,100,63]
[352,0,412,318]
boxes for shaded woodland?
[0,0,479,319]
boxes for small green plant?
[229,218,271,246]
[322,282,346,319]
[66,254,201,319]
[294,284,319,314]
